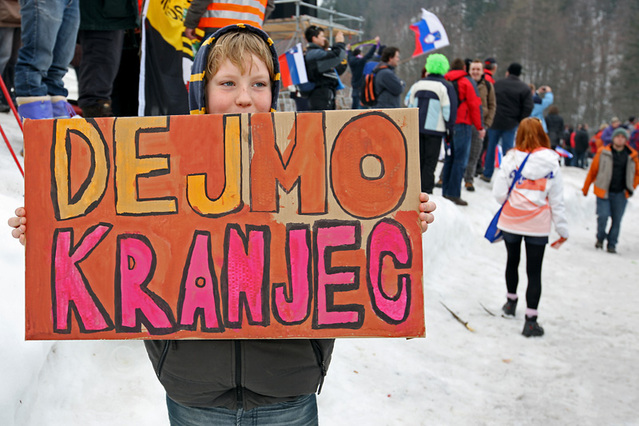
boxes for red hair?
[515,118,551,152]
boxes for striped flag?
[495,145,503,168]
[278,43,308,88]
[138,0,194,116]
[555,146,574,158]
[409,9,450,58]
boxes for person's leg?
[351,87,360,109]
[166,394,319,426]
[464,127,482,186]
[77,29,124,116]
[442,124,471,199]
[504,236,522,296]
[606,191,628,251]
[524,240,546,312]
[596,197,611,246]
[247,394,318,425]
[501,126,517,154]
[420,133,442,193]
[482,128,500,179]
[44,0,80,97]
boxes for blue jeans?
[442,124,472,198]
[166,394,319,426]
[15,0,80,97]
[596,192,628,249]
[483,127,517,179]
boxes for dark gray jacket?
[145,339,334,410]
[373,64,405,108]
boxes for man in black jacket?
[304,25,347,111]
[481,62,533,182]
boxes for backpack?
[360,64,388,107]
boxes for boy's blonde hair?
[204,30,275,85]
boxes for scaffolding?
[264,0,365,48]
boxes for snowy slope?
[1,107,638,425]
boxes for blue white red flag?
[278,43,308,88]
[494,145,503,168]
[555,146,574,158]
[409,9,450,58]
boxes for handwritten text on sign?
[24,109,424,340]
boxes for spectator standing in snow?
[442,57,484,205]
[406,53,457,194]
[529,84,553,132]
[373,46,405,109]
[481,62,533,182]
[583,127,639,254]
[464,59,495,192]
[493,117,569,337]
[14,0,80,120]
[347,36,379,109]
[545,105,564,149]
[600,117,622,146]
[573,123,590,168]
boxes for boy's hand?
[335,31,345,43]
[419,193,436,233]
[8,207,26,246]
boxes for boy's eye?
[221,81,235,87]
[253,81,268,88]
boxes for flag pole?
[0,74,23,132]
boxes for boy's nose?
[236,87,252,106]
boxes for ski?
[440,302,474,332]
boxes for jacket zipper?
[310,339,327,394]
[235,341,244,407]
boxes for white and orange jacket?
[493,148,569,238]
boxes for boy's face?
[312,30,326,47]
[206,55,272,114]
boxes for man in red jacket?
[441,58,485,205]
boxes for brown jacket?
[477,76,496,128]
[0,0,20,27]
[583,145,639,199]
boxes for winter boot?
[51,96,75,118]
[522,316,544,337]
[465,181,475,192]
[17,96,53,121]
[81,100,113,118]
[595,240,603,249]
[502,298,517,317]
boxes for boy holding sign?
[9,24,436,424]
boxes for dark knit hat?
[612,127,629,140]
[189,24,280,114]
[507,62,522,76]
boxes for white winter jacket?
[492,148,569,238]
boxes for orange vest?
[199,0,268,30]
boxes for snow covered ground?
[1,100,638,425]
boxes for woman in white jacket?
[492,118,569,337]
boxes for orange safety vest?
[199,0,268,30]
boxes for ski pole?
[0,74,23,132]
[0,120,24,177]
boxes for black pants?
[419,133,443,193]
[308,86,335,111]
[503,232,547,310]
[77,29,124,109]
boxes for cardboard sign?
[24,109,424,340]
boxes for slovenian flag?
[409,9,450,58]
[495,145,503,168]
[278,43,308,88]
[555,146,574,158]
